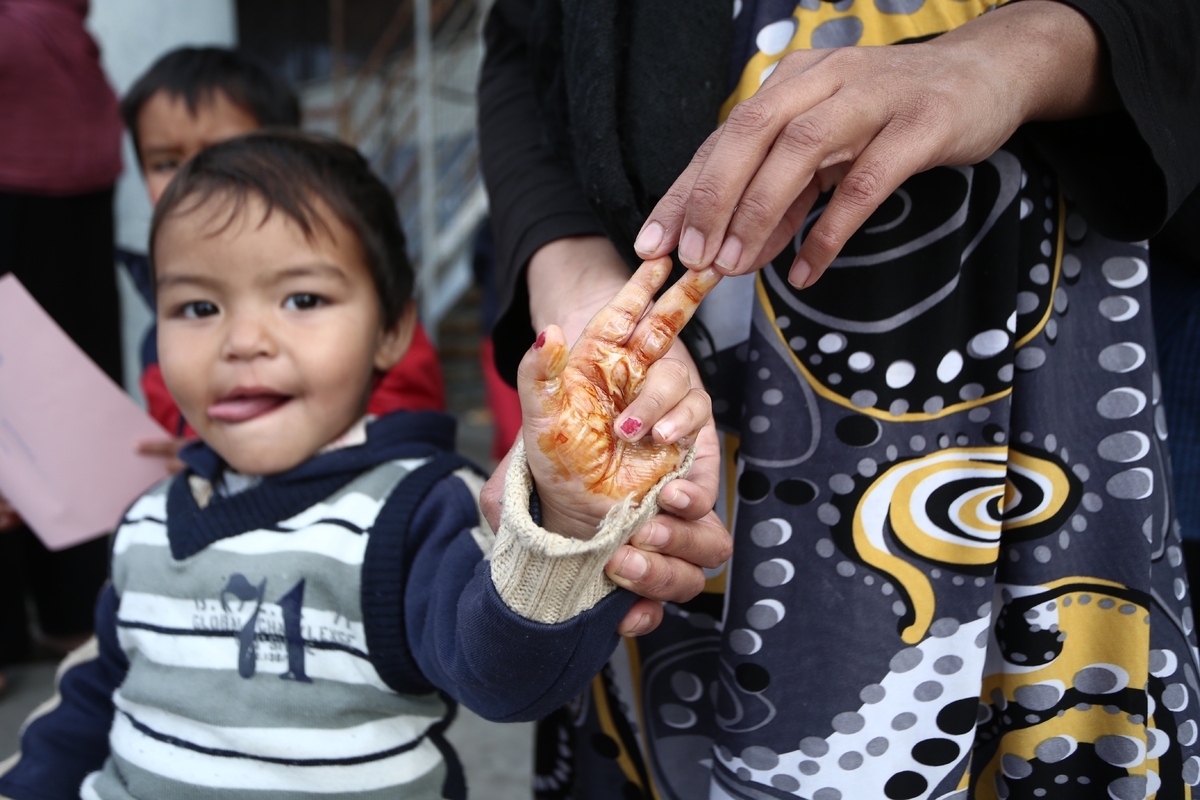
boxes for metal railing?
[304,0,492,340]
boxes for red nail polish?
[534,331,546,349]
[620,417,642,435]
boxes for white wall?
[84,0,237,398]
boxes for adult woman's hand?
[632,0,1116,289]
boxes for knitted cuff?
[490,438,697,623]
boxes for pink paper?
[0,274,171,550]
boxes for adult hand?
[632,0,1116,289]
[479,236,732,634]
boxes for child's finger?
[613,358,692,442]
[579,257,673,347]
[137,438,180,457]
[649,388,711,445]
[516,325,569,420]
[628,267,722,367]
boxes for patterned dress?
[532,2,1199,798]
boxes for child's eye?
[284,293,326,311]
[177,301,219,319]
[149,159,180,175]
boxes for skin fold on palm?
[520,257,721,537]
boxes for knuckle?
[730,192,775,233]
[837,162,888,209]
[654,357,691,386]
[725,99,775,136]
[688,175,728,216]
[779,116,827,159]
[802,221,843,258]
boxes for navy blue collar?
[167,411,457,560]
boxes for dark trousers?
[0,188,119,664]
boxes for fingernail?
[618,550,648,580]
[714,236,742,273]
[534,330,546,349]
[640,521,669,548]
[634,221,663,255]
[620,417,642,436]
[789,257,812,289]
[679,227,705,266]
[629,614,651,637]
[664,487,690,511]
[653,421,675,442]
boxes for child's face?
[137,89,261,205]
[154,195,413,475]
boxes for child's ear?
[374,300,417,372]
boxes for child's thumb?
[516,325,568,420]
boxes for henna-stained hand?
[516,257,722,539]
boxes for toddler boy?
[0,133,705,798]
[119,47,443,445]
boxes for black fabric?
[479,1,608,384]
[0,188,120,665]
[0,189,122,384]
[0,530,109,665]
[361,451,475,696]
[166,411,457,560]
[1051,0,1200,234]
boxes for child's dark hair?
[150,131,413,326]
[122,47,301,167]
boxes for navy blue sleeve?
[363,475,635,723]
[0,584,126,799]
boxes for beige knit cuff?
[490,438,697,624]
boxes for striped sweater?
[0,411,637,799]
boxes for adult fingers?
[606,543,708,603]
[716,95,882,275]
[579,257,672,347]
[617,598,664,637]
[790,125,926,288]
[634,130,722,259]
[627,267,722,367]
[627,510,732,570]
[749,180,824,273]
[480,442,517,533]
[673,62,840,269]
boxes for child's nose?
[221,312,277,361]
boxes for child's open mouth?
[207,389,292,423]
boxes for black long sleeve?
[478,0,607,383]
[1027,0,1200,242]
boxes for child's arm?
[369,261,719,721]
[0,586,127,798]
[366,471,636,722]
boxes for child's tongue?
[208,393,289,422]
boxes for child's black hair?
[121,47,301,168]
[150,131,413,326]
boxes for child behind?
[0,132,706,799]
[118,47,444,447]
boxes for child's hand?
[137,437,189,475]
[517,258,721,539]
[0,491,21,532]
